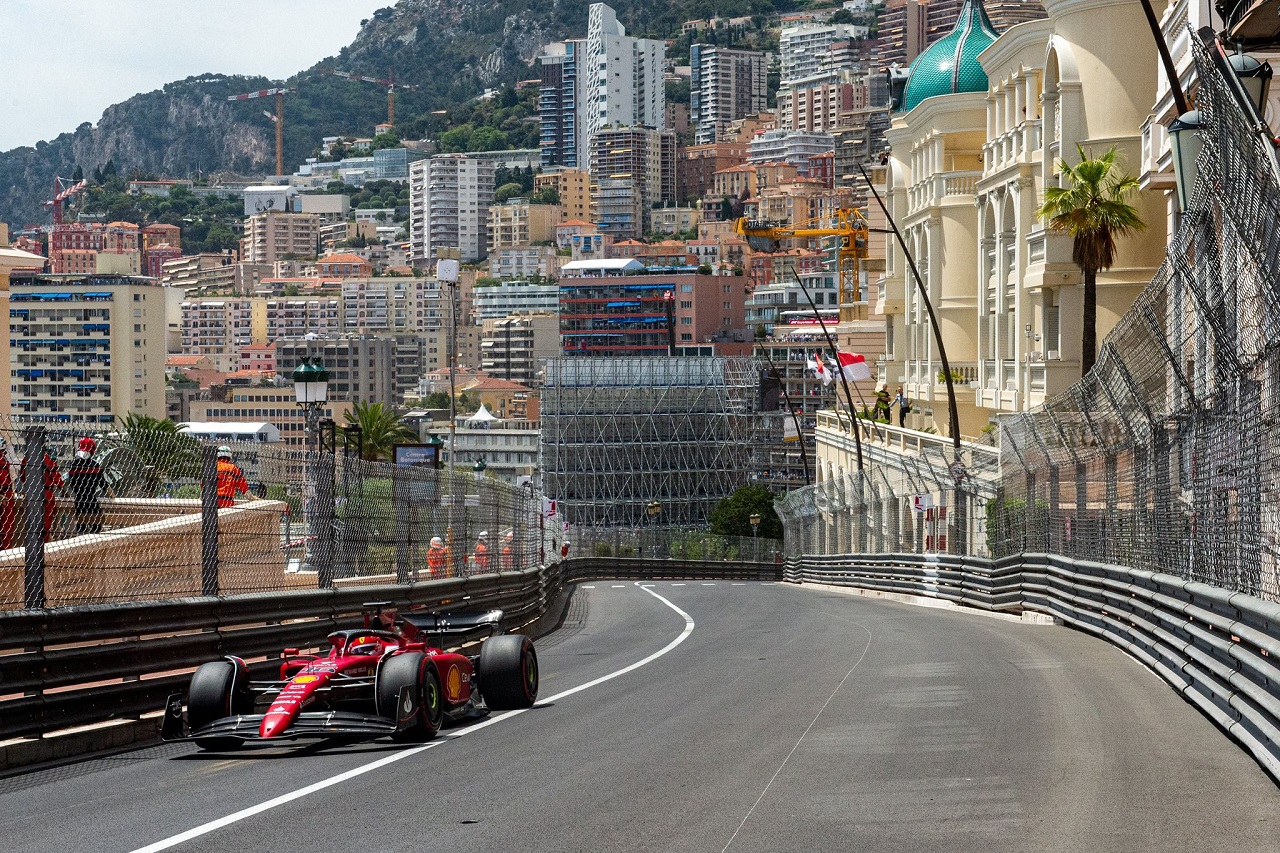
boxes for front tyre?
[187,660,252,751]
[477,634,538,710]
[377,652,443,742]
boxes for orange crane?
[329,68,418,127]
[735,208,870,305]
[226,87,294,176]
[44,177,87,225]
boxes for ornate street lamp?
[292,358,329,582]
[1229,51,1272,114]
[1168,110,1203,213]
[292,358,329,413]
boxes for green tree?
[708,485,781,539]
[470,126,509,152]
[530,186,560,205]
[1037,146,1145,375]
[439,124,474,153]
[104,413,202,497]
[494,182,525,204]
[343,400,418,461]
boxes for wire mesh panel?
[0,417,557,610]
[778,36,1280,604]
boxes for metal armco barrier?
[788,553,1280,781]
[0,559,778,747]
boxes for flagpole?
[788,262,863,471]
[858,163,960,451]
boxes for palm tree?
[104,413,202,496]
[1037,146,1145,376]
[343,400,417,461]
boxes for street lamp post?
[749,512,762,562]
[293,358,330,584]
[646,500,662,559]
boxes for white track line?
[127,582,695,853]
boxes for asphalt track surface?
[2,581,1277,853]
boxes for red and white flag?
[835,351,872,381]
[808,351,833,386]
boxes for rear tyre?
[187,660,252,751]
[377,652,443,742]
[477,634,538,710]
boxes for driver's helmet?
[348,636,383,656]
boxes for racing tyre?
[477,634,538,710]
[376,652,443,742]
[187,660,252,751]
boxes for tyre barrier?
[0,558,778,765]
[788,552,1280,782]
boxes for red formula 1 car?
[162,604,538,750]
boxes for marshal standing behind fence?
[66,437,110,535]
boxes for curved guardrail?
[787,553,1280,781]
[0,558,781,767]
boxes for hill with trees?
[1,0,787,228]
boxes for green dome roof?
[900,0,999,112]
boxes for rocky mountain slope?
[1,0,780,228]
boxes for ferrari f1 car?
[162,603,538,749]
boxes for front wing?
[161,687,420,743]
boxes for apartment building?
[690,45,769,144]
[480,314,561,386]
[779,23,868,86]
[244,211,322,264]
[534,168,591,221]
[264,295,342,339]
[180,297,263,370]
[161,252,237,290]
[676,143,748,205]
[9,274,166,425]
[472,282,561,323]
[274,335,405,409]
[407,154,495,264]
[488,200,564,252]
[578,3,666,170]
[747,130,836,174]
[340,277,444,335]
[538,39,585,168]
[589,127,676,240]
[558,266,746,354]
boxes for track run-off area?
[1,581,1275,853]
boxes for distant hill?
[0,0,783,228]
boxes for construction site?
[539,356,761,528]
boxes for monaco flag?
[835,351,872,381]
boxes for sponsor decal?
[292,674,319,684]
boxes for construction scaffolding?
[540,356,759,527]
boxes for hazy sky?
[0,0,389,151]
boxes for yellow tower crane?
[735,208,870,306]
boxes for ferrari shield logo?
[447,664,462,701]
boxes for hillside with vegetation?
[1,0,790,228]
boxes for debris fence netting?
[779,35,1280,604]
[0,421,555,610]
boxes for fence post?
[199,445,219,597]
[21,426,46,610]
[315,440,336,589]
[393,467,410,584]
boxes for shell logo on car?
[447,664,462,701]
[291,675,319,684]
